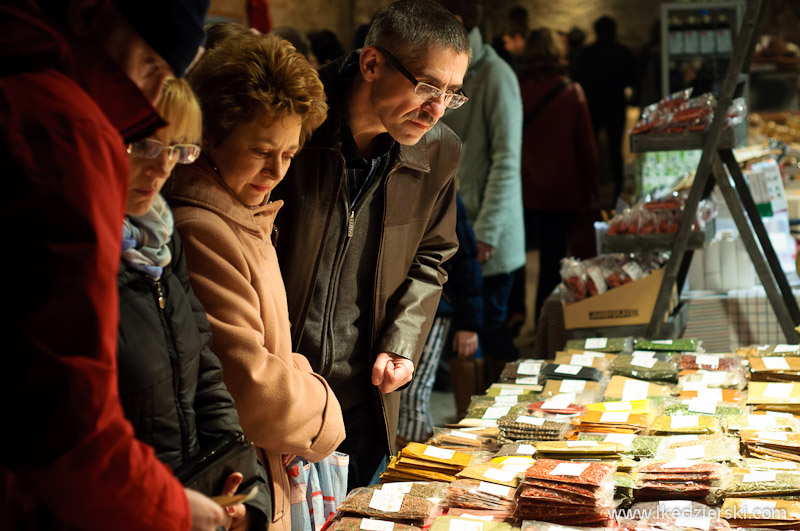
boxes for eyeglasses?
[127,138,201,165]
[374,46,468,109]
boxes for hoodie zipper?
[153,278,190,462]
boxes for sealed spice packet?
[724,414,799,433]
[427,428,496,451]
[654,434,742,463]
[484,383,542,399]
[336,486,441,523]
[498,359,544,384]
[750,356,800,383]
[446,508,516,523]
[635,338,700,352]
[327,517,422,531]
[650,414,720,435]
[574,433,661,458]
[612,351,680,383]
[532,440,626,459]
[680,369,747,391]
[603,375,673,401]
[429,515,513,531]
[659,398,743,417]
[565,337,634,353]
[496,414,571,441]
[553,352,611,370]
[679,388,741,403]
[681,353,742,372]
[523,458,615,487]
[721,497,800,526]
[445,479,517,511]
[456,462,521,488]
[540,362,604,382]
[493,442,537,458]
[737,344,800,357]
[726,468,800,497]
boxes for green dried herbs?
[565,337,633,353]
[661,402,744,417]
[611,352,679,383]
[635,338,699,352]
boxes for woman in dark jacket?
[518,27,600,324]
[117,78,270,530]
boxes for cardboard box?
[563,269,676,330]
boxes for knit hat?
[112,0,211,77]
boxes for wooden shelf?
[630,120,748,153]
[602,219,716,253]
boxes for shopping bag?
[448,357,486,419]
[287,452,349,531]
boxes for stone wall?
[209,0,798,55]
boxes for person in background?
[271,0,469,491]
[163,34,344,531]
[118,77,271,530]
[0,0,225,529]
[519,28,599,326]
[398,194,482,445]
[577,15,635,204]
[492,5,529,69]
[272,25,319,68]
[564,26,586,79]
[308,29,346,67]
[438,0,525,383]
[205,21,257,52]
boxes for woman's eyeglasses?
[127,138,201,165]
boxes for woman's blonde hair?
[187,33,327,149]
[524,27,566,66]
[156,77,202,144]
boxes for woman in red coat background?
[518,27,600,325]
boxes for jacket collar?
[310,50,431,175]
[164,154,282,239]
[467,27,486,67]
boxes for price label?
[493,395,518,405]
[763,383,795,399]
[763,355,792,371]
[482,467,517,483]
[554,364,582,375]
[459,514,494,522]
[585,337,608,349]
[600,411,629,423]
[669,435,698,443]
[682,382,706,392]
[748,415,777,429]
[696,388,723,402]
[516,444,536,455]
[671,415,700,429]
[700,371,727,385]
[477,481,511,498]
[774,344,800,353]
[662,460,700,469]
[516,415,545,426]
[566,440,598,447]
[651,340,673,345]
[631,355,657,368]
[695,355,720,368]
[559,380,586,393]
[603,401,633,411]
[482,406,511,420]
[604,433,636,446]
[740,499,777,516]
[517,361,541,375]
[570,354,595,367]
[423,446,455,460]
[360,519,396,531]
[549,462,590,476]
[449,430,479,441]
[744,471,777,483]
[631,350,655,358]
[498,388,524,395]
[541,398,572,410]
[515,377,538,385]
[622,379,650,399]
[687,400,717,415]
[674,444,706,461]
[380,482,413,493]
[756,431,788,441]
[369,490,404,512]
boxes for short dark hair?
[594,16,616,40]
[204,22,254,52]
[364,0,471,64]
[308,29,346,65]
[506,5,529,37]
[435,0,482,33]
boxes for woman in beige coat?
[163,34,345,531]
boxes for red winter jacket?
[518,69,599,212]
[0,2,190,529]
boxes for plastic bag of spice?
[496,414,571,442]
[559,257,587,303]
[650,414,721,435]
[612,351,679,383]
[521,522,608,531]
[445,479,516,511]
[498,359,543,384]
[659,398,744,417]
[726,467,800,497]
[327,517,422,531]
[553,351,610,370]
[427,428,496,451]
[679,353,742,372]
[540,362,604,382]
[574,433,661,458]
[679,369,747,391]
[635,337,700,352]
[336,486,443,522]
[429,516,513,531]
[654,434,742,464]
[565,336,634,354]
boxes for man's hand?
[452,330,479,359]
[185,488,225,531]
[372,352,414,393]
[476,241,494,264]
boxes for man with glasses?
[272,0,470,490]
[438,0,525,383]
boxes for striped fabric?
[287,452,349,531]
[398,315,453,442]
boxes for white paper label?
[516,444,536,455]
[585,337,608,349]
[651,340,673,345]
[662,460,701,469]
[515,377,538,385]
[758,460,796,469]
[669,435,699,443]
[604,433,636,445]
[764,383,795,399]
[757,345,770,351]
[549,462,590,477]
[631,350,656,358]
[675,444,706,460]
[748,415,777,429]
[449,430,479,441]
[756,431,788,441]
[477,481,511,498]
[740,499,777,515]
[675,517,711,530]
[600,411,629,423]
[498,388,524,396]
[671,415,700,429]
[554,364,582,375]
[622,379,651,399]
[766,411,795,418]
[761,356,789,371]
[695,355,720,368]
[541,398,572,410]
[515,415,545,426]
[482,406,511,420]
[423,445,455,460]
[603,401,633,411]
[360,519,396,531]
[696,388,724,402]
[493,395,518,405]
[631,355,658,368]
[482,467,517,483]
[459,514,494,522]
[559,380,586,393]
[566,440,599,447]
[449,519,484,531]
[500,456,534,465]
[369,490,404,512]
[517,361,541,376]
[500,463,533,474]
[622,261,645,280]
[380,482,413,493]
[774,344,799,353]
[744,471,777,483]
[570,354,595,367]
[659,500,693,513]
[682,382,706,392]
[700,371,727,385]
[687,400,717,415]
